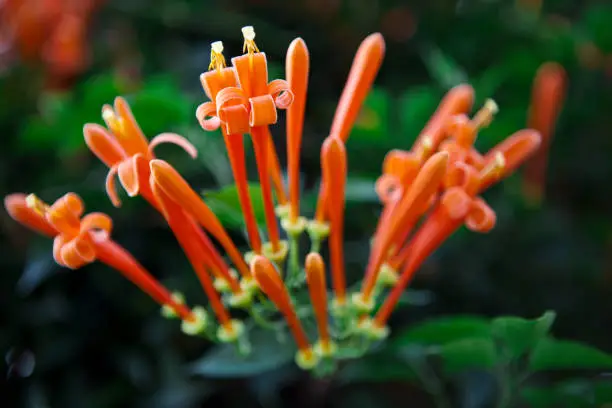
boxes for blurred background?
[1,0,612,407]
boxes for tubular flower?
[4,193,193,321]
[149,159,252,281]
[197,41,262,254]
[252,256,318,369]
[305,253,335,357]
[522,62,567,205]
[321,137,348,305]
[313,33,386,225]
[84,96,197,208]
[6,28,547,372]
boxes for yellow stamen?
[208,41,227,72]
[102,106,125,137]
[241,26,259,54]
[471,99,499,131]
[480,151,506,182]
[25,194,49,217]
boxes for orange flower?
[374,130,541,329]
[320,137,347,304]
[314,33,385,223]
[149,159,252,280]
[4,192,193,321]
[329,33,385,142]
[252,256,318,368]
[84,96,197,208]
[358,151,449,307]
[305,252,334,356]
[285,37,310,223]
[522,62,566,205]
[152,181,248,329]
[197,41,262,253]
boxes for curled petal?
[196,102,221,132]
[231,53,270,97]
[118,154,149,198]
[80,212,113,240]
[466,198,496,232]
[441,187,472,220]
[375,174,402,204]
[47,193,84,233]
[60,238,94,269]
[268,79,294,109]
[4,193,57,237]
[105,165,121,207]
[221,105,250,135]
[83,123,126,167]
[216,86,247,121]
[149,133,198,159]
[444,161,480,195]
[249,95,278,127]
[53,235,68,266]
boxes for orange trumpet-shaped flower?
[149,159,251,280]
[321,137,347,304]
[285,37,310,223]
[359,152,449,306]
[152,181,247,328]
[4,192,192,321]
[522,62,566,204]
[375,131,541,329]
[305,252,333,356]
[329,33,385,143]
[313,33,385,224]
[252,256,318,369]
[197,41,262,253]
[84,96,197,208]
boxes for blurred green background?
[2,0,612,407]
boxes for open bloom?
[84,96,197,208]
[4,192,193,321]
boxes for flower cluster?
[5,27,541,371]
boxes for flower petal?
[195,102,221,131]
[83,123,126,167]
[149,132,198,159]
[4,193,57,237]
[113,96,150,156]
[105,165,122,207]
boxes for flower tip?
[365,32,386,49]
[305,252,324,273]
[4,193,26,216]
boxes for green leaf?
[337,352,419,383]
[529,338,612,372]
[189,327,295,378]
[391,316,491,348]
[437,337,497,374]
[203,183,266,229]
[491,311,556,359]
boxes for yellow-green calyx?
[314,340,338,358]
[228,290,253,308]
[217,319,245,343]
[244,251,257,267]
[351,292,375,313]
[281,216,308,237]
[307,220,330,240]
[330,297,351,316]
[240,276,259,293]
[275,204,290,219]
[213,269,239,293]
[295,348,320,370]
[376,263,399,287]
[161,292,186,319]
[180,306,208,336]
[356,317,389,340]
[262,240,289,263]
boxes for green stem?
[287,234,302,287]
[310,235,321,253]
